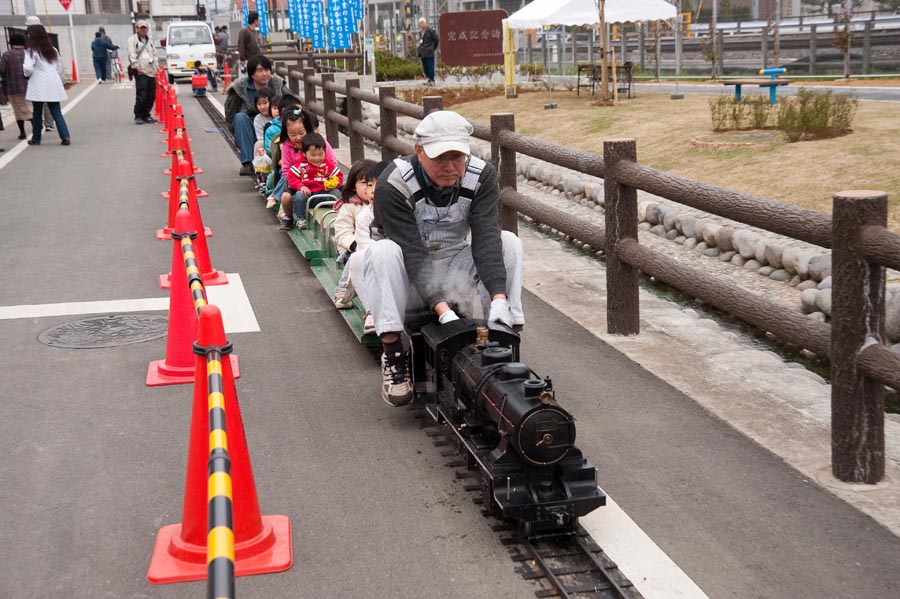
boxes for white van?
[163,21,217,82]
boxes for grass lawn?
[450,87,900,231]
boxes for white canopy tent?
[505,0,678,100]
[506,0,677,29]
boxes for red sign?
[438,10,507,67]
[59,0,73,10]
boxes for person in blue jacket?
[91,31,118,83]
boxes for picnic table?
[722,78,792,104]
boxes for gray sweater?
[373,155,506,309]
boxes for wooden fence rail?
[272,62,900,485]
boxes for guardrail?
[273,61,900,485]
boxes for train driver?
[363,110,524,407]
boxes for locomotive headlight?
[539,391,553,405]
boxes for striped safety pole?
[174,229,208,316]
[195,337,237,599]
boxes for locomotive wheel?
[516,519,534,539]
[481,479,502,518]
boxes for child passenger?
[265,96,303,209]
[191,60,218,92]
[331,160,383,333]
[251,88,277,190]
[278,130,343,230]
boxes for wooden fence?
[273,60,900,485]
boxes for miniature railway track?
[413,408,643,599]
[195,95,240,158]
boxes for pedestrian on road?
[363,110,524,406]
[23,24,70,146]
[416,17,439,84]
[224,54,294,177]
[99,26,116,78]
[91,32,118,83]
[237,12,261,73]
[0,32,33,140]
[215,25,229,69]
[127,20,159,125]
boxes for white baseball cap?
[413,111,473,158]
[25,16,41,26]
[136,19,149,28]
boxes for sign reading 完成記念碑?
[438,10,507,67]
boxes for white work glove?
[488,299,512,326]
[438,310,460,325]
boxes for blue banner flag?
[288,0,301,35]
[327,0,352,50]
[307,0,326,49]
[257,0,270,36]
[242,0,249,28]
[299,0,312,39]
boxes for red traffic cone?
[146,210,202,386]
[221,61,231,93]
[161,88,177,135]
[158,159,213,240]
[159,179,227,288]
[163,131,203,176]
[146,304,289,584]
[71,59,78,83]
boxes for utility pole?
[599,0,608,100]
[711,0,718,80]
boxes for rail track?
[414,409,643,599]
[195,94,240,158]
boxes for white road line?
[581,497,709,599]
[0,81,98,171]
[205,273,260,333]
[0,273,260,334]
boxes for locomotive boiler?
[411,319,606,537]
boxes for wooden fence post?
[321,73,339,149]
[422,95,443,116]
[345,78,365,164]
[809,25,817,76]
[288,61,301,97]
[863,22,872,75]
[831,190,887,484]
[604,139,639,335]
[302,67,316,107]
[491,113,518,235]
[379,86,398,162]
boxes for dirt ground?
[451,84,900,231]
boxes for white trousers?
[362,230,524,336]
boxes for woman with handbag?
[23,24,70,145]
[0,33,34,140]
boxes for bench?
[723,68,792,105]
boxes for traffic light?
[404,0,413,28]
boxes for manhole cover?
[38,314,168,349]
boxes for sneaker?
[239,163,254,177]
[265,197,276,209]
[277,217,293,230]
[276,208,285,220]
[381,351,413,407]
[134,118,145,125]
[333,288,354,309]
[142,116,158,124]
[295,218,308,230]
[363,311,376,335]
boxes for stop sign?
[59,0,73,10]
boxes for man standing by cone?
[127,20,159,125]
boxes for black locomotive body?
[409,318,606,536]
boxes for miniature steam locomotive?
[409,319,606,537]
